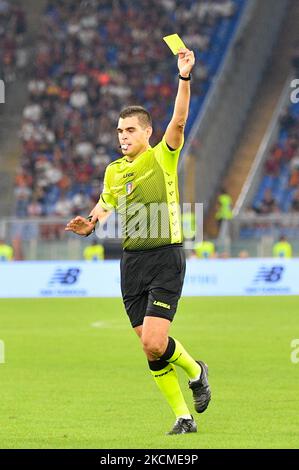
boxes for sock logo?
[153,300,171,310]
[169,353,182,364]
[154,367,174,378]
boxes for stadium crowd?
[252,105,299,215]
[0,0,27,84]
[14,0,239,218]
[252,52,299,217]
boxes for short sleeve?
[154,134,184,174]
[98,166,117,211]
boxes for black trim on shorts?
[145,311,174,322]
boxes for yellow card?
[163,33,186,55]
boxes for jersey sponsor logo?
[49,268,81,285]
[123,173,134,178]
[125,181,134,195]
[153,300,171,310]
[253,266,284,283]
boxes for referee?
[65,48,211,434]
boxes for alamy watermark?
[0,79,5,104]
[290,339,299,364]
[290,79,299,104]
[95,201,203,249]
[0,340,5,363]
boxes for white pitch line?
[90,321,109,328]
[90,321,128,330]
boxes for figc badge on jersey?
[126,181,133,195]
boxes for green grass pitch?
[0,296,298,449]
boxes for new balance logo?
[49,268,81,285]
[153,300,171,310]
[254,266,284,283]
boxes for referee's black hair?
[119,105,152,128]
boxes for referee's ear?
[146,126,153,140]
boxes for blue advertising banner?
[0,259,298,298]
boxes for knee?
[141,336,167,359]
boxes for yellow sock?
[150,363,191,417]
[168,338,201,381]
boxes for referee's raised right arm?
[164,48,195,151]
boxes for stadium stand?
[252,102,299,215]
[14,0,247,218]
[241,98,299,239]
[0,0,27,84]
[203,0,298,240]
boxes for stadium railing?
[231,212,299,237]
[1,215,298,260]
[0,216,123,261]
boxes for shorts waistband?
[123,243,183,254]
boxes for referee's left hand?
[178,48,195,77]
[65,216,95,236]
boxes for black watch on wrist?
[179,73,191,81]
[86,215,96,236]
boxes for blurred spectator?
[14,182,32,217]
[83,240,104,261]
[238,250,249,258]
[0,239,14,261]
[279,108,296,132]
[291,188,299,212]
[289,156,299,187]
[72,190,92,214]
[27,196,43,217]
[264,144,283,177]
[54,194,73,217]
[215,187,233,226]
[194,240,215,259]
[218,251,230,258]
[254,189,280,215]
[0,2,27,83]
[264,156,280,177]
[272,235,293,258]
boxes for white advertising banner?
[0,259,298,298]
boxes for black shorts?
[120,244,186,328]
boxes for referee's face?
[117,116,152,159]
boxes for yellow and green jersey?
[216,193,233,221]
[272,241,292,258]
[83,244,105,261]
[0,244,13,261]
[194,241,215,259]
[98,136,183,250]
